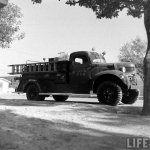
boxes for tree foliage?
[0,3,24,48]
[32,0,145,18]
[66,0,144,18]
[118,38,146,80]
[31,0,42,4]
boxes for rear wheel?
[26,84,45,101]
[52,95,69,102]
[97,81,122,106]
[122,89,139,104]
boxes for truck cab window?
[90,52,106,64]
[75,58,83,65]
[73,55,89,66]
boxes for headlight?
[122,67,126,73]
[119,67,126,73]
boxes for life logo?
[126,137,150,149]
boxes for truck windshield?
[90,52,106,64]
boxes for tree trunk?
[142,0,150,115]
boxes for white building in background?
[0,78,11,93]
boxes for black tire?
[122,89,139,104]
[52,95,69,102]
[97,81,122,106]
[26,84,45,101]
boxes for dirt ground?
[0,93,150,150]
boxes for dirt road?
[0,93,150,150]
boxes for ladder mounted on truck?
[9,59,58,75]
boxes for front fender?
[92,70,130,93]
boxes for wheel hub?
[103,88,114,101]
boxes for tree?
[0,0,8,9]
[32,0,150,115]
[0,3,24,48]
[118,37,146,80]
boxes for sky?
[0,0,147,76]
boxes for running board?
[39,93,97,98]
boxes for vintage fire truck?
[9,51,139,106]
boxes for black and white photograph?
[0,0,150,150]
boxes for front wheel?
[26,84,45,101]
[52,95,69,102]
[122,89,139,104]
[97,81,122,106]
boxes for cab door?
[69,53,92,94]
